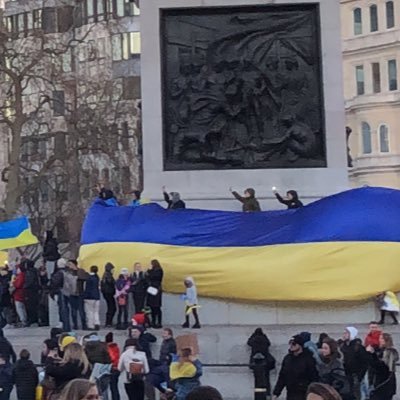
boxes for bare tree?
[0,2,141,254]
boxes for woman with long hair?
[306,383,342,400]
[59,379,99,400]
[46,343,91,394]
[367,333,399,400]
[101,262,116,328]
[146,260,164,328]
[318,338,351,400]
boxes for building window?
[97,0,105,21]
[386,1,395,28]
[372,63,381,93]
[370,5,378,32]
[388,59,398,91]
[356,65,365,95]
[33,9,42,29]
[52,91,65,116]
[112,32,141,61]
[379,124,390,153]
[362,122,372,154]
[116,0,140,17]
[62,49,73,73]
[6,15,18,34]
[18,13,25,33]
[112,35,122,61]
[54,133,67,157]
[353,8,363,35]
[27,12,33,30]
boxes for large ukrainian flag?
[79,187,400,302]
[0,217,38,251]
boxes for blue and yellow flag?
[0,217,38,251]
[79,187,400,302]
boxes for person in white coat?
[181,277,201,329]
[377,291,399,325]
[118,338,149,400]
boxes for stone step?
[5,324,400,400]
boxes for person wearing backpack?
[23,260,40,327]
[318,337,352,400]
[118,338,149,400]
[101,263,116,328]
[247,328,275,397]
[67,260,88,331]
[49,259,70,332]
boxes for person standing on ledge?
[230,187,261,212]
[273,188,303,209]
[162,186,186,209]
[129,190,142,208]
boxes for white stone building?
[341,0,400,188]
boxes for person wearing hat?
[339,327,368,400]
[60,336,77,353]
[83,333,111,366]
[229,187,261,212]
[162,186,186,210]
[272,334,318,400]
[83,333,112,400]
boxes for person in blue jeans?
[67,260,88,330]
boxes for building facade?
[0,0,142,243]
[341,0,400,187]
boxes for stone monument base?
[163,294,381,325]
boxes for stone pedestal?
[140,0,352,323]
[141,0,349,210]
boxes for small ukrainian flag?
[0,217,38,251]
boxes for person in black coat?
[131,263,148,314]
[248,328,274,397]
[23,260,40,326]
[83,334,112,366]
[129,326,157,360]
[0,354,13,400]
[45,343,90,393]
[101,263,117,328]
[0,268,12,328]
[13,350,38,400]
[273,335,318,400]
[160,328,177,365]
[0,329,16,364]
[42,231,60,263]
[273,189,303,209]
[146,260,164,329]
[367,333,399,400]
[339,327,369,400]
[162,187,186,209]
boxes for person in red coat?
[364,321,382,350]
[106,332,121,400]
[12,265,27,327]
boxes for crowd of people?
[0,251,201,333]
[0,320,396,400]
[247,323,399,400]
[0,324,209,400]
